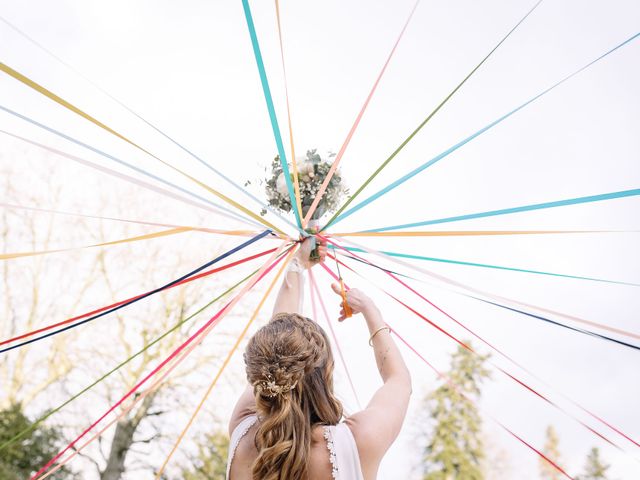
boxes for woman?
[227,238,411,479]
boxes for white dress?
[226,415,365,480]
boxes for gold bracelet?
[369,326,390,346]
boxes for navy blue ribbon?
[0,230,272,354]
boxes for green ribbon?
[322,0,544,231]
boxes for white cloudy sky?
[1,0,639,478]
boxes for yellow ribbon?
[275,0,303,222]
[0,227,192,260]
[0,62,287,237]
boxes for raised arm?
[333,286,411,477]
[229,238,326,434]
[272,237,326,315]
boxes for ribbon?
[274,0,303,222]
[0,247,278,348]
[325,246,629,451]
[327,239,640,449]
[0,231,273,354]
[0,16,301,237]
[331,229,624,237]
[324,252,578,478]
[476,298,640,352]
[322,0,545,230]
[334,236,640,342]
[0,227,192,261]
[154,247,295,477]
[390,328,575,479]
[36,248,290,479]
[330,252,640,448]
[0,264,260,453]
[0,64,286,235]
[337,248,640,350]
[329,245,639,287]
[241,0,302,228]
[302,0,421,226]
[0,121,262,230]
[308,269,361,409]
[31,242,288,479]
[0,202,265,237]
[363,188,640,232]
[325,31,640,228]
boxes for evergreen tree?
[180,429,229,480]
[0,404,77,480]
[539,425,563,480]
[421,342,490,480]
[578,447,610,480]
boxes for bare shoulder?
[228,409,256,437]
[228,386,257,435]
[343,412,382,461]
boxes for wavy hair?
[244,312,343,480]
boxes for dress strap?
[226,415,258,480]
[324,423,365,480]
[323,426,339,479]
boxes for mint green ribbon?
[330,246,639,287]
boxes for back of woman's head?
[244,313,343,480]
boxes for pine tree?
[421,342,490,480]
[578,447,610,480]
[539,425,563,480]
[0,404,77,480]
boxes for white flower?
[276,173,289,196]
[298,161,314,175]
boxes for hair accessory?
[369,326,390,346]
[256,374,297,398]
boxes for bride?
[227,238,411,479]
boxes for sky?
[1,0,640,478]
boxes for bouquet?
[261,149,348,258]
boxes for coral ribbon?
[302,0,420,226]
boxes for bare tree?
[0,164,96,410]
[69,193,247,480]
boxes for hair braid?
[244,313,343,480]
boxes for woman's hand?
[295,236,327,269]
[330,284,376,321]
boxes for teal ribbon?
[242,0,303,229]
[326,31,640,228]
[330,246,639,287]
[364,188,640,232]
